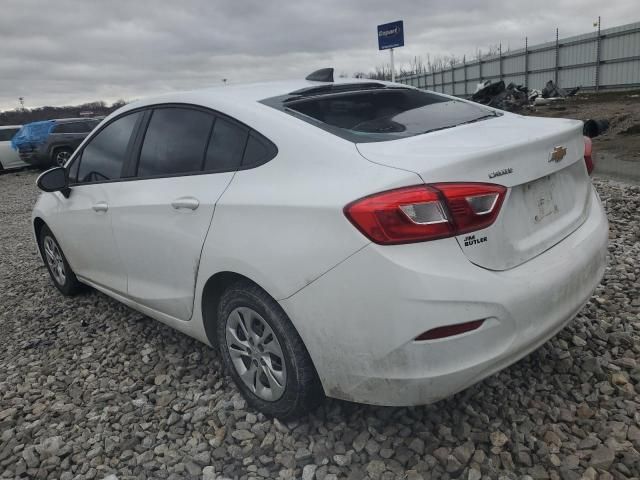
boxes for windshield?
[263,87,499,143]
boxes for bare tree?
[0,100,127,126]
[111,99,127,109]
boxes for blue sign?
[377,20,404,50]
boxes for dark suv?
[17,118,101,168]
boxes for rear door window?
[74,112,142,183]
[0,128,19,141]
[203,117,248,172]
[242,133,277,167]
[137,108,214,177]
[54,122,92,134]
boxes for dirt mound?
[523,91,640,166]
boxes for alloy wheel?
[43,236,66,285]
[225,306,287,401]
[55,150,71,166]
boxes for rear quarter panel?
[192,118,423,338]
[196,138,421,301]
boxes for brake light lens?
[344,183,506,245]
[583,136,594,175]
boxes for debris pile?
[470,80,579,112]
[471,81,529,111]
[541,80,580,99]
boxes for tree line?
[0,100,127,126]
[356,45,504,81]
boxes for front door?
[52,183,126,292]
[54,111,144,293]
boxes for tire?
[217,281,324,419]
[39,225,83,295]
[51,147,73,167]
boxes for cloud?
[0,0,636,110]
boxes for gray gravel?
[0,170,639,480]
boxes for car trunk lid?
[356,114,591,270]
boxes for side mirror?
[37,167,70,198]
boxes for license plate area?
[524,175,561,224]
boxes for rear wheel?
[52,147,73,167]
[216,281,324,419]
[39,225,82,295]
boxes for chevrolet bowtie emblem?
[549,146,567,163]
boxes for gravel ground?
[0,170,639,480]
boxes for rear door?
[108,106,250,320]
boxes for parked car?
[0,125,29,171]
[32,71,608,419]
[15,118,100,168]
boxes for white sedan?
[32,71,608,418]
[0,125,29,171]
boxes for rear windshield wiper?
[457,113,500,126]
[417,113,499,135]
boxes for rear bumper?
[280,187,608,406]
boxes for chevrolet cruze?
[32,70,608,418]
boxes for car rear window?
[263,86,499,143]
[53,122,94,134]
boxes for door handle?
[92,202,108,213]
[171,197,200,211]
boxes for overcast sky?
[1,0,637,110]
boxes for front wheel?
[39,225,82,295]
[217,281,324,419]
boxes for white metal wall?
[397,21,640,95]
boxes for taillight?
[583,136,594,175]
[432,183,505,234]
[344,183,506,245]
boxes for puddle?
[593,150,640,184]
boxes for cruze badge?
[549,146,567,163]
[488,167,513,179]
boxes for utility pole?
[524,37,529,90]
[390,48,395,82]
[554,28,559,87]
[595,16,602,92]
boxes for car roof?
[53,117,100,124]
[122,78,395,110]
[97,78,420,143]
